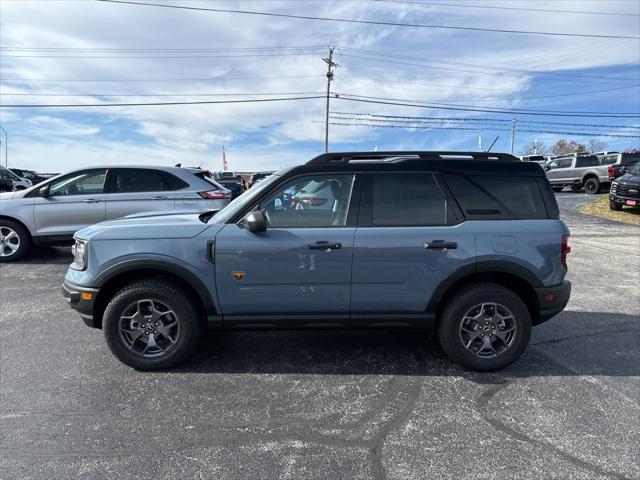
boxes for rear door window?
[369,174,448,226]
[113,169,168,193]
[445,174,548,220]
[575,156,599,168]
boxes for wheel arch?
[427,262,541,325]
[0,215,33,240]
[92,260,217,329]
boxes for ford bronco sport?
[62,151,571,371]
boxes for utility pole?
[323,47,338,153]
[509,119,516,155]
[0,125,7,168]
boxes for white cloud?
[0,0,637,171]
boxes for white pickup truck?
[544,154,609,194]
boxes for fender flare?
[93,258,217,315]
[426,260,542,313]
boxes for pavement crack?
[474,376,633,480]
[368,377,423,480]
[531,329,640,346]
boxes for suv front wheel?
[438,282,532,371]
[103,279,203,370]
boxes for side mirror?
[544,164,550,171]
[39,185,50,197]
[241,210,267,233]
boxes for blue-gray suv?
[62,151,571,371]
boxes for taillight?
[608,165,614,179]
[198,190,229,200]
[561,234,571,271]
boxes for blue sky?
[0,0,639,173]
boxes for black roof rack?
[307,151,520,164]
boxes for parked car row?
[0,165,231,261]
[520,152,640,194]
[0,167,33,191]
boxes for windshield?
[630,163,640,174]
[211,172,282,223]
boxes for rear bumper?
[62,280,100,328]
[534,280,571,325]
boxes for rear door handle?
[424,240,457,250]
[308,241,342,250]
[83,198,101,203]
[152,195,168,200]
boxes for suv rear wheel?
[583,177,600,194]
[0,220,30,262]
[103,278,203,370]
[438,282,532,371]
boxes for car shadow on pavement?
[8,246,71,265]
[176,311,640,378]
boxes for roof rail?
[306,151,520,164]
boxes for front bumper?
[609,193,639,206]
[534,280,571,325]
[62,280,100,328]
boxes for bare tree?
[588,138,607,153]
[520,139,548,156]
[552,139,587,156]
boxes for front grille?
[615,184,640,199]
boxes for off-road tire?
[438,282,532,371]
[583,177,600,194]
[103,278,203,370]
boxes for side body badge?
[232,271,246,281]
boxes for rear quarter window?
[444,174,548,220]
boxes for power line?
[1,95,325,108]
[338,77,640,101]
[338,46,640,83]
[339,53,640,85]
[335,95,640,118]
[372,0,640,17]
[1,91,323,97]
[97,0,640,40]
[1,52,325,59]
[0,74,325,83]
[327,122,640,138]
[330,112,640,129]
[336,93,640,115]
[0,45,326,52]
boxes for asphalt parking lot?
[1,192,639,480]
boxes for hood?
[618,172,640,185]
[0,191,17,200]
[76,211,223,241]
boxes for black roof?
[288,151,545,177]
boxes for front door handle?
[83,198,101,203]
[152,195,168,200]
[308,241,342,250]
[424,240,457,250]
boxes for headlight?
[611,182,618,193]
[71,239,88,270]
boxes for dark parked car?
[249,171,274,188]
[0,176,13,192]
[214,172,246,199]
[609,162,640,210]
[9,168,49,185]
[599,152,640,181]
